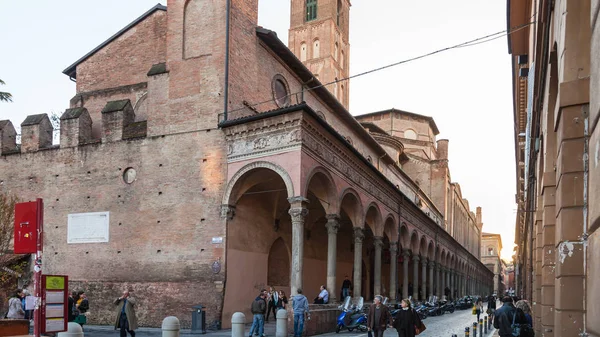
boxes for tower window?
[306,0,317,22]
[300,43,307,61]
[340,50,344,69]
[313,39,320,58]
[334,42,338,61]
[337,0,342,26]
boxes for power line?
[224,20,536,117]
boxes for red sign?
[41,275,68,334]
[14,200,41,254]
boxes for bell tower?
[289,0,351,109]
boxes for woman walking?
[475,297,484,322]
[515,300,533,327]
[392,299,423,337]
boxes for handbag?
[414,321,426,335]
[472,305,477,315]
[511,311,535,337]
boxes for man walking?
[341,275,352,299]
[366,295,392,337]
[493,296,527,337]
[114,290,138,337]
[292,289,310,337]
[249,290,267,337]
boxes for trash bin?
[191,304,206,334]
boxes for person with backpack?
[493,296,528,337]
[249,290,267,337]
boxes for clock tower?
[289,0,351,109]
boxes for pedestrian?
[475,297,483,322]
[278,290,288,310]
[408,283,413,298]
[292,288,310,337]
[493,296,528,337]
[249,290,267,337]
[114,290,138,337]
[366,295,392,337]
[314,285,328,304]
[266,286,279,322]
[68,291,80,322]
[341,275,352,299]
[392,298,423,337]
[487,294,497,324]
[515,300,533,327]
[75,290,89,327]
[6,289,25,319]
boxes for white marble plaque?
[67,212,110,243]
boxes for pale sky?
[0,1,517,260]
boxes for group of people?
[249,286,289,337]
[68,290,90,326]
[493,296,534,337]
[362,296,424,337]
[5,288,31,319]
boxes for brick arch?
[339,187,364,228]
[399,223,410,249]
[222,161,294,206]
[303,165,338,214]
[363,202,383,236]
[382,214,398,240]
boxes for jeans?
[294,313,305,337]
[249,314,264,336]
[341,288,350,299]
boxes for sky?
[0,1,517,260]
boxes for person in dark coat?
[366,295,392,337]
[493,296,527,337]
[114,290,138,337]
[393,299,422,337]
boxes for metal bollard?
[479,319,483,337]
[162,316,180,337]
[276,309,288,337]
[232,312,246,337]
[465,327,470,337]
[472,322,477,337]
[57,322,84,337]
[484,316,488,334]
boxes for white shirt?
[319,289,329,303]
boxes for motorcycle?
[336,296,367,333]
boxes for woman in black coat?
[393,299,422,337]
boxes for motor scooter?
[336,296,366,333]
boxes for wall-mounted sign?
[212,261,221,274]
[67,212,110,243]
[41,275,68,334]
[211,237,223,244]
[14,200,42,254]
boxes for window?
[313,39,320,58]
[334,42,339,61]
[333,78,338,98]
[340,84,344,103]
[337,0,342,26]
[306,0,317,22]
[488,247,494,256]
[340,50,344,69]
[300,43,307,61]
[271,75,290,108]
[404,129,417,140]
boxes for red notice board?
[14,200,41,254]
[41,275,68,334]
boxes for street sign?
[14,200,41,254]
[41,275,68,334]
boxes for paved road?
[74,308,496,337]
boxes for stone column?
[445,269,450,298]
[412,255,419,299]
[402,250,410,299]
[389,242,398,302]
[421,258,428,301]
[325,214,340,303]
[428,261,434,301]
[436,264,442,298]
[288,197,309,296]
[373,236,383,296]
[352,227,364,299]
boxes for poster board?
[41,275,68,334]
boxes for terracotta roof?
[355,108,440,135]
[62,3,167,79]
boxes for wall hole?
[55,226,58,229]
[157,250,162,253]
[87,171,91,174]
[117,251,121,254]
[158,191,162,195]
[202,159,207,163]
[119,222,122,226]
[54,252,58,255]
[159,164,163,167]
[201,249,205,252]
[201,218,206,222]
[157,220,161,224]
[85,252,89,254]
[202,188,206,192]
[56,198,59,201]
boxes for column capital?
[220,204,236,220]
[353,227,364,242]
[429,261,436,268]
[288,196,310,207]
[402,249,411,257]
[289,207,309,221]
[326,220,340,235]
[373,236,384,249]
[412,255,420,262]
[389,241,399,252]
[326,214,340,222]
[421,257,428,266]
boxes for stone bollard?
[232,312,246,337]
[464,327,470,337]
[484,316,488,334]
[162,316,180,337]
[57,322,84,337]
[479,319,483,337]
[276,309,288,337]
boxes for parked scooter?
[336,297,367,333]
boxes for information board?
[41,275,68,334]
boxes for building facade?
[508,0,598,336]
[0,0,493,330]
[481,233,504,295]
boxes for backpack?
[511,311,534,337]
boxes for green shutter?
[306,0,317,21]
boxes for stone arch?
[267,237,291,288]
[339,187,364,228]
[399,223,410,249]
[303,166,338,214]
[222,161,294,206]
[427,240,435,260]
[183,0,214,59]
[363,202,383,236]
[133,92,148,120]
[409,230,419,254]
[419,236,428,258]
[382,214,398,240]
[440,250,447,267]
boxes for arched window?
[272,75,291,108]
[306,0,317,22]
[337,0,343,26]
[404,129,417,140]
[334,42,339,61]
[340,50,344,69]
[340,84,344,103]
[300,43,307,61]
[333,78,338,98]
[313,39,320,58]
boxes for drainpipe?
[582,109,589,336]
[223,0,231,122]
